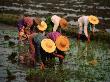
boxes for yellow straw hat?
[88,15,99,24]
[55,35,70,51]
[59,18,68,28]
[41,39,56,53]
[37,21,47,31]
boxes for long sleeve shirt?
[51,15,61,32]
[17,19,25,31]
[78,16,89,37]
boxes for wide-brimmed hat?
[41,39,56,53]
[37,21,47,31]
[55,35,70,51]
[59,18,68,28]
[88,15,99,24]
[24,17,33,27]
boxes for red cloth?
[47,32,61,42]
[24,17,33,27]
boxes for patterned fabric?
[17,17,33,31]
[47,32,61,42]
[24,17,33,27]
[17,19,25,31]
[30,25,38,33]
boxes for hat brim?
[41,39,56,53]
[37,21,47,31]
[88,15,99,24]
[59,18,68,28]
[55,35,69,51]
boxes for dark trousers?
[57,49,65,64]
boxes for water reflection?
[0,29,110,82]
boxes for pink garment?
[47,32,61,42]
[51,15,61,32]
[24,17,33,27]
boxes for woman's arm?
[53,22,59,32]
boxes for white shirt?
[78,16,89,37]
[51,15,61,32]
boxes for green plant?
[6,67,12,76]
[8,41,15,47]
[26,68,37,78]
[45,16,53,32]
[8,52,17,60]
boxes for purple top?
[17,19,25,31]
[47,32,61,42]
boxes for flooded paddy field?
[0,0,110,82]
[0,24,110,82]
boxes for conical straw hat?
[88,15,99,24]
[55,35,70,51]
[41,39,56,53]
[37,21,47,31]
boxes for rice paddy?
[0,28,110,82]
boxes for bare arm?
[53,22,59,32]
[84,26,88,38]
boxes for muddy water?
[0,24,110,82]
[0,0,110,82]
[0,25,26,82]
[0,0,110,28]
